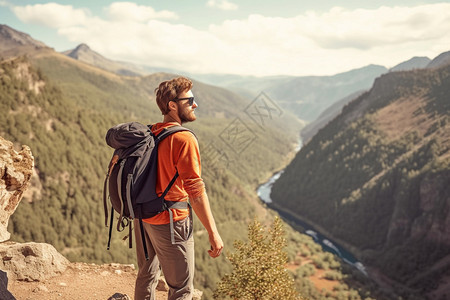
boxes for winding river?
[257,143,367,275]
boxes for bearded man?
[134,77,224,300]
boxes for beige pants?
[134,217,194,300]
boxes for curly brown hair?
[155,77,193,115]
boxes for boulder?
[0,136,34,242]
[0,241,69,281]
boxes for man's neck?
[163,113,181,125]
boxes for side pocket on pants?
[173,217,192,243]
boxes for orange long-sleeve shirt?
[143,122,205,225]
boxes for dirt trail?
[8,262,167,300]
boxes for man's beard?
[179,109,196,124]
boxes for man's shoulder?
[152,122,193,135]
[172,128,197,142]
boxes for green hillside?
[271,62,450,298]
[0,51,305,298]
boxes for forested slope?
[271,62,450,298]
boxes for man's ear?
[167,101,178,112]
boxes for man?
[134,77,224,300]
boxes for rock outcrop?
[0,241,69,281]
[0,135,69,300]
[0,135,33,241]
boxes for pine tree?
[214,217,302,300]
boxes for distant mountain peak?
[427,50,450,69]
[64,43,100,60]
[389,56,431,72]
[74,43,91,51]
[62,43,146,76]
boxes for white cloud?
[207,3,450,74]
[105,2,178,22]
[297,5,450,50]
[0,0,11,7]
[8,2,450,76]
[206,0,238,11]
[12,3,90,28]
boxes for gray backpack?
[103,122,193,259]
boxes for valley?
[1,24,450,300]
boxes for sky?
[1,0,450,77]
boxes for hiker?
[134,77,224,300]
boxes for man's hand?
[207,232,224,258]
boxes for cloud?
[105,2,178,22]
[12,3,90,28]
[8,2,450,76]
[206,3,450,74]
[210,4,450,51]
[206,0,238,11]
[0,0,11,7]
[297,5,450,50]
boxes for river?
[257,145,367,276]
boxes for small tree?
[214,217,301,300]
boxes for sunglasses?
[171,97,195,106]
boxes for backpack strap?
[166,203,192,245]
[105,154,119,250]
[104,154,119,227]
[103,174,110,227]
[160,171,179,199]
[128,220,133,249]
[139,217,149,260]
[107,206,114,250]
[155,125,196,141]
[116,159,127,232]
[125,173,135,219]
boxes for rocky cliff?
[0,135,33,242]
[0,135,70,299]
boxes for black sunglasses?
[171,97,195,106]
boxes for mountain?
[60,37,387,125]
[192,65,388,123]
[300,90,365,143]
[426,50,450,69]
[62,43,187,77]
[262,64,388,122]
[301,55,433,143]
[271,57,450,299]
[62,43,147,76]
[0,24,50,57]
[389,56,431,72]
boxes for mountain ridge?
[271,58,450,299]
[426,50,450,69]
[0,24,50,58]
[389,56,431,72]
[56,36,445,128]
[0,24,48,49]
[62,43,147,77]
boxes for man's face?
[176,89,198,124]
